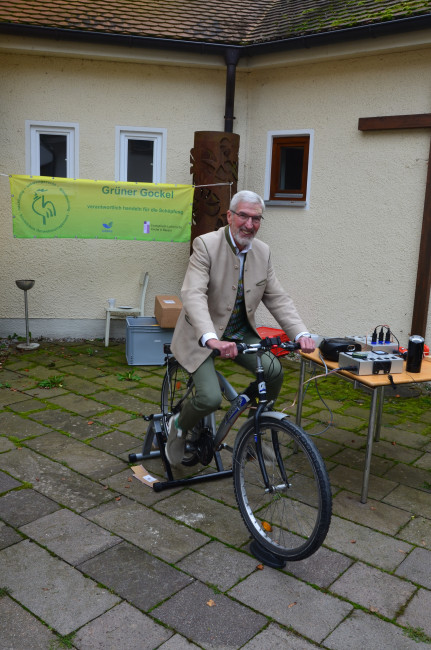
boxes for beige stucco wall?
[1,32,431,347]
[245,45,431,345]
[0,46,248,338]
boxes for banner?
[9,175,193,241]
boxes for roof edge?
[1,13,431,58]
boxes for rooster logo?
[32,189,56,226]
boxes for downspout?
[224,47,240,133]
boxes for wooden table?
[296,349,431,503]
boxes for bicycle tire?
[233,416,332,561]
[160,358,203,465]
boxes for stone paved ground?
[0,339,430,649]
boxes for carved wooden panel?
[190,131,240,246]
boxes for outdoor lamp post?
[15,279,39,350]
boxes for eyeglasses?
[230,210,264,225]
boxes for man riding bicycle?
[166,190,315,467]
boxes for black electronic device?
[319,338,361,362]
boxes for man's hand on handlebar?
[297,335,316,353]
[206,338,238,360]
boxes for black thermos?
[406,335,425,373]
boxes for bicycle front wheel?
[233,416,332,561]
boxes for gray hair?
[230,190,265,213]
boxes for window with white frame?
[264,130,314,207]
[26,121,79,178]
[115,127,167,183]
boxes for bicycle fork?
[253,352,291,494]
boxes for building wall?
[1,35,431,348]
[0,48,247,338]
[246,45,431,345]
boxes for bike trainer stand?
[128,413,233,492]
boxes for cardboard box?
[154,295,182,329]
[126,317,173,365]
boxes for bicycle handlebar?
[212,336,300,356]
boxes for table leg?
[361,387,379,504]
[374,386,384,442]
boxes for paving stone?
[158,634,201,649]
[318,428,367,450]
[60,363,106,379]
[330,561,416,618]
[332,490,411,535]
[383,484,431,518]
[0,411,53,439]
[371,440,423,464]
[396,516,431,549]
[0,468,21,492]
[332,447,395,475]
[0,596,58,649]
[73,601,173,650]
[78,541,193,610]
[0,437,15,452]
[7,397,46,413]
[283,544,353,589]
[93,409,133,425]
[324,608,431,650]
[242,622,319,649]
[154,580,266,648]
[93,374,142,390]
[44,393,109,416]
[395,547,431,588]
[0,521,22,549]
[0,448,115,512]
[0,539,120,636]
[117,416,149,435]
[193,473,239,508]
[25,431,126,479]
[86,389,147,413]
[329,463,397,500]
[0,488,60,526]
[177,541,257,590]
[127,385,161,403]
[309,411,367,432]
[398,588,431,637]
[324,515,412,571]
[229,568,352,644]
[20,508,122,565]
[30,409,111,439]
[384,463,431,491]
[414,451,431,469]
[24,385,69,399]
[90,429,139,454]
[154,489,251,547]
[84,499,209,563]
[379,425,428,449]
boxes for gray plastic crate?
[126,316,173,365]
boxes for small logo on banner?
[143,221,150,234]
[102,221,113,230]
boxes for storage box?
[154,295,182,328]
[126,317,173,365]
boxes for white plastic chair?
[104,271,149,346]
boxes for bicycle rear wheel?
[233,416,332,561]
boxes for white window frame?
[25,121,79,177]
[115,126,167,183]
[264,129,314,209]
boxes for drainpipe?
[224,47,240,133]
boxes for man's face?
[227,201,263,250]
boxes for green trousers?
[178,332,284,433]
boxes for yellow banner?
[10,175,193,241]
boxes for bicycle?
[129,337,332,565]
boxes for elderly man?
[166,190,315,466]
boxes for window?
[264,130,314,207]
[26,121,79,177]
[115,127,167,183]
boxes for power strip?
[348,336,399,354]
[339,351,403,375]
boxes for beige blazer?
[171,226,308,373]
